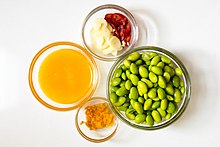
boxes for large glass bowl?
[28,41,99,111]
[107,46,191,130]
[81,4,139,61]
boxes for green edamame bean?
[141,78,153,88]
[142,52,152,61]
[135,59,143,65]
[134,101,144,114]
[157,108,167,118]
[110,86,119,92]
[139,66,149,78]
[161,55,171,64]
[152,97,160,101]
[120,81,126,87]
[175,68,183,76]
[114,68,122,78]
[174,88,182,103]
[121,72,127,80]
[157,88,166,99]
[138,97,145,104]
[110,92,118,104]
[165,83,174,95]
[180,80,184,87]
[172,75,180,88]
[152,110,162,123]
[144,99,152,110]
[164,66,175,77]
[130,63,138,74]
[124,59,131,68]
[169,63,174,68]
[146,60,151,65]
[148,88,157,98]
[146,110,152,115]
[146,115,154,126]
[160,98,168,110]
[149,72,158,83]
[127,52,140,61]
[130,99,136,108]
[166,102,176,113]
[129,87,139,99]
[149,52,158,58]
[135,114,146,124]
[144,93,148,100]
[121,64,127,71]
[167,95,174,101]
[125,80,132,90]
[158,76,166,88]
[118,103,130,111]
[125,108,135,120]
[137,81,148,96]
[151,66,163,76]
[116,86,129,96]
[113,97,126,106]
[163,72,171,83]
[126,70,131,79]
[157,62,165,68]
[165,113,172,120]
[151,101,160,109]
[130,74,139,86]
[151,56,160,65]
[111,77,121,86]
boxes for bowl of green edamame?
[107,46,191,130]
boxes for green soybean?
[161,98,168,110]
[130,99,136,108]
[116,86,128,96]
[139,66,149,78]
[158,76,166,89]
[163,72,171,83]
[135,114,146,124]
[138,97,145,104]
[180,87,185,94]
[118,103,130,111]
[125,80,132,90]
[120,81,126,87]
[175,68,183,76]
[142,52,152,61]
[124,59,131,68]
[151,66,163,75]
[161,55,171,64]
[167,95,174,101]
[151,101,160,109]
[144,93,148,100]
[165,113,172,120]
[172,75,180,88]
[114,68,122,78]
[121,72,127,80]
[166,83,174,95]
[121,64,127,71]
[152,97,160,101]
[166,102,176,113]
[151,56,161,65]
[127,52,140,61]
[137,81,148,96]
[125,108,135,120]
[134,101,144,114]
[149,72,158,83]
[129,87,139,99]
[157,88,166,99]
[141,78,153,88]
[144,99,153,110]
[152,110,162,123]
[146,60,151,65]
[146,115,154,126]
[113,97,126,106]
[157,62,165,68]
[149,52,158,58]
[174,88,182,103]
[135,59,143,65]
[126,70,131,79]
[164,65,175,77]
[157,108,167,118]
[130,74,139,86]
[110,92,118,104]
[130,63,138,74]
[111,77,121,86]
[148,88,157,98]
[110,86,119,92]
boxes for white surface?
[0,0,220,146]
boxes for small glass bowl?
[81,4,139,61]
[28,41,99,111]
[107,46,191,130]
[75,97,119,143]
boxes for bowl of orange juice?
[28,41,99,111]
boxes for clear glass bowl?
[28,41,99,111]
[75,97,119,143]
[107,46,191,130]
[81,4,139,61]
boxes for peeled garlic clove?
[94,18,107,30]
[109,36,122,50]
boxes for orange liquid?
[38,49,92,104]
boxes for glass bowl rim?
[75,97,119,143]
[28,41,99,111]
[106,46,191,130]
[81,4,139,61]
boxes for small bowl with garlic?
[82,4,139,61]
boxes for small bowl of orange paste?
[28,41,99,111]
[75,97,119,143]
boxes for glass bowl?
[28,41,99,111]
[107,46,191,130]
[75,97,119,143]
[81,4,139,61]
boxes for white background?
[0,0,220,146]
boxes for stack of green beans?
[109,51,185,126]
